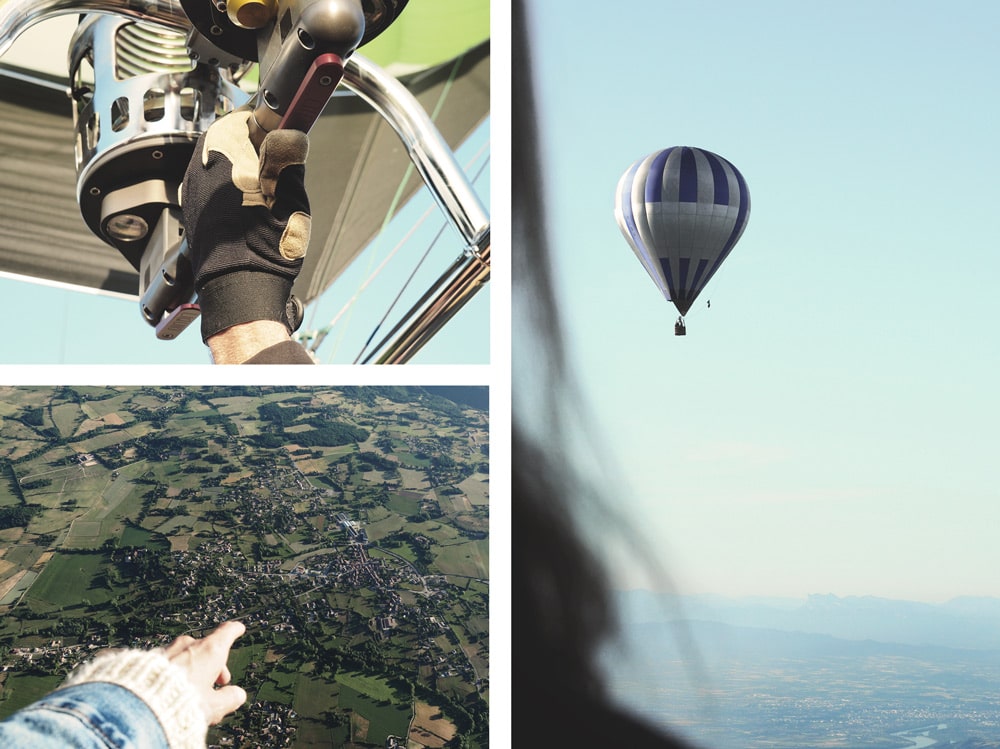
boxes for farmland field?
[27,551,109,608]
[0,674,62,715]
[0,386,489,748]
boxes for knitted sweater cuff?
[63,648,208,749]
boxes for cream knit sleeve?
[63,648,209,749]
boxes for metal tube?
[342,53,491,364]
[342,53,490,253]
[0,0,190,58]
[364,241,490,364]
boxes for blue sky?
[528,1,1000,603]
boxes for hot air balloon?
[614,146,749,335]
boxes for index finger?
[203,621,246,651]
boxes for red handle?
[278,53,345,133]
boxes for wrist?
[207,320,295,364]
[197,271,296,343]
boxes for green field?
[0,571,37,606]
[227,642,268,682]
[395,450,432,468]
[0,673,63,715]
[336,671,395,701]
[364,514,407,541]
[257,665,299,703]
[51,402,83,438]
[459,474,490,506]
[79,390,140,416]
[387,493,421,516]
[101,475,136,509]
[3,545,41,569]
[372,544,417,566]
[27,551,110,610]
[120,525,168,551]
[435,539,488,578]
[27,471,106,511]
[338,680,411,741]
[294,674,339,718]
[0,486,19,507]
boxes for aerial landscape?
[0,385,489,748]
[604,591,1000,749]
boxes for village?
[0,386,489,747]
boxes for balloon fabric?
[614,146,750,318]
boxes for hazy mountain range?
[602,591,1000,747]
[613,590,1000,652]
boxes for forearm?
[207,320,297,364]
[0,681,170,749]
[0,649,206,749]
[207,322,315,363]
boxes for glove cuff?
[197,271,296,342]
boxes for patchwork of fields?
[0,386,489,748]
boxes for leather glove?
[181,109,311,342]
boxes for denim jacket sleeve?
[0,681,170,749]
[0,649,207,749]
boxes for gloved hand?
[181,109,311,342]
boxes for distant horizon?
[610,587,1000,606]
[609,587,1000,653]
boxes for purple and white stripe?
[614,146,750,316]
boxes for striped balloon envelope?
[614,146,750,329]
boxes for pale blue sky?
[528,1,1000,603]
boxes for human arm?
[207,321,315,364]
[0,621,247,749]
[182,110,315,364]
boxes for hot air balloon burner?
[64,1,393,336]
[68,14,248,333]
[68,15,245,263]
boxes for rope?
[350,146,488,364]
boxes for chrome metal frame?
[0,0,190,57]
[341,54,490,364]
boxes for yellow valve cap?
[226,0,277,29]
